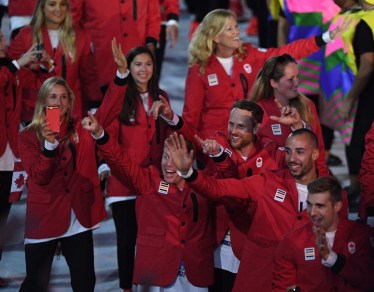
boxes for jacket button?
[64,172,68,176]
[122,17,126,21]
[62,157,66,161]
[181,240,185,244]
[149,141,152,145]
[65,188,70,193]
[297,215,302,220]
[181,222,186,226]
[182,204,187,208]
[123,33,127,37]
[6,124,9,128]
[231,83,235,87]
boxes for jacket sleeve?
[94,77,126,129]
[359,123,374,220]
[247,35,322,66]
[186,169,264,207]
[182,66,205,130]
[96,132,154,195]
[272,236,298,291]
[145,0,161,44]
[18,131,59,185]
[160,0,180,21]
[332,225,374,290]
[0,60,17,88]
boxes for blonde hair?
[30,0,76,62]
[188,9,246,74]
[251,54,314,124]
[27,76,75,144]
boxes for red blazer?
[70,0,161,86]
[273,220,374,291]
[359,122,374,220]
[0,59,21,158]
[257,97,329,177]
[169,116,287,258]
[7,25,101,122]
[182,36,322,138]
[104,92,170,197]
[97,132,215,287]
[160,0,179,22]
[18,78,126,239]
[186,168,349,291]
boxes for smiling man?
[273,176,374,291]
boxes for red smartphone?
[46,106,60,133]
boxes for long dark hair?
[119,46,160,125]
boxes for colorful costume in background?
[319,6,364,145]
[278,0,340,95]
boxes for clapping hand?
[313,225,330,260]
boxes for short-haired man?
[273,176,374,291]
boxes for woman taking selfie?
[17,39,127,292]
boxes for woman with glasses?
[251,54,329,176]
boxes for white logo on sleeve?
[208,74,219,86]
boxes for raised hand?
[329,17,354,41]
[194,135,222,156]
[81,111,103,138]
[166,24,179,48]
[111,37,127,74]
[149,95,174,120]
[165,132,194,175]
[270,99,303,129]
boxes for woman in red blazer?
[17,39,127,292]
[251,54,329,177]
[7,0,101,124]
[99,46,170,291]
[182,9,348,140]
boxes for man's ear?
[312,149,319,161]
[334,200,343,213]
[253,123,262,135]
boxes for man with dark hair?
[273,176,374,291]
[166,128,348,291]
